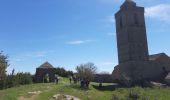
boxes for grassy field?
[0,78,170,100]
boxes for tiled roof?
[38,62,54,68]
[149,53,169,61]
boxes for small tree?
[67,70,73,76]
[76,62,97,81]
[6,69,18,88]
[17,72,32,85]
[55,67,73,77]
[0,52,9,89]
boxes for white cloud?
[11,58,22,62]
[107,32,116,36]
[107,16,115,23]
[67,40,85,44]
[23,51,47,58]
[35,52,46,57]
[145,4,170,22]
[35,51,46,57]
[66,40,95,45]
[15,51,49,59]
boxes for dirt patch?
[18,91,42,100]
[51,94,80,100]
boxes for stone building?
[35,62,56,83]
[93,74,113,83]
[149,53,170,72]
[112,0,170,86]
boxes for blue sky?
[0,0,170,74]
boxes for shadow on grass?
[92,84,116,91]
[67,83,91,91]
[66,83,138,92]
[91,83,134,91]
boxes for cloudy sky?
[0,0,170,74]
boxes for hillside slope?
[0,78,170,100]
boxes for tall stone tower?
[112,0,164,86]
[115,0,149,64]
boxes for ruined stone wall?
[155,57,170,72]
[112,61,164,85]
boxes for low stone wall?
[112,61,165,86]
[93,74,113,83]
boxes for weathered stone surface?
[52,94,80,100]
[35,62,56,83]
[93,74,113,83]
[113,61,164,85]
[115,0,149,64]
[28,91,42,95]
[165,72,170,85]
[112,0,170,86]
[150,53,170,72]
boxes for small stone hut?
[35,62,56,83]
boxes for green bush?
[55,67,73,77]
[0,52,8,90]
[5,69,33,89]
[127,90,140,100]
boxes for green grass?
[0,78,170,100]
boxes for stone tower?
[115,0,149,64]
[112,0,164,86]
